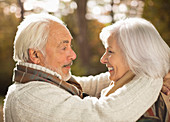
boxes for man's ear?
[28,49,40,64]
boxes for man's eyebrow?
[63,40,69,43]
[57,40,69,47]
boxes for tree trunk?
[75,0,90,69]
[17,0,24,21]
[110,0,115,23]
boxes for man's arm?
[6,75,162,122]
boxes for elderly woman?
[4,14,169,122]
[99,18,170,121]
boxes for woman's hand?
[162,72,170,95]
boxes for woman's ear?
[28,49,40,64]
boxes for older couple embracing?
[3,14,170,122]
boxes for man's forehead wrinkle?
[48,21,72,48]
[49,21,65,34]
[49,28,71,39]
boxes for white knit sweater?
[3,63,163,122]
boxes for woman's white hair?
[100,18,170,78]
[13,13,64,62]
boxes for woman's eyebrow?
[108,46,113,48]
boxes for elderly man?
[3,14,170,122]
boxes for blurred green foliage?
[63,13,107,76]
[0,95,4,122]
[0,3,20,95]
[143,0,170,46]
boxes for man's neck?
[17,62,62,80]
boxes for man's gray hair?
[13,13,64,62]
[100,18,170,78]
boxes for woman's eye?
[108,50,113,53]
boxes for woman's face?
[100,35,130,82]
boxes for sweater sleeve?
[72,72,111,97]
[4,76,163,122]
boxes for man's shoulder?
[4,81,76,121]
[5,81,73,110]
[6,81,71,100]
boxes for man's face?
[40,21,76,81]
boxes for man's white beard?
[44,64,71,81]
[43,55,71,81]
[56,68,72,81]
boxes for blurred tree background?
[0,0,170,97]
[0,0,170,121]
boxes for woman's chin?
[109,75,116,82]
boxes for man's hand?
[162,72,170,95]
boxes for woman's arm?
[72,72,111,97]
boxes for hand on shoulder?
[162,72,170,95]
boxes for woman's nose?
[100,53,107,64]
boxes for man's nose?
[69,49,77,60]
[100,53,107,64]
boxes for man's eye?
[62,47,67,50]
